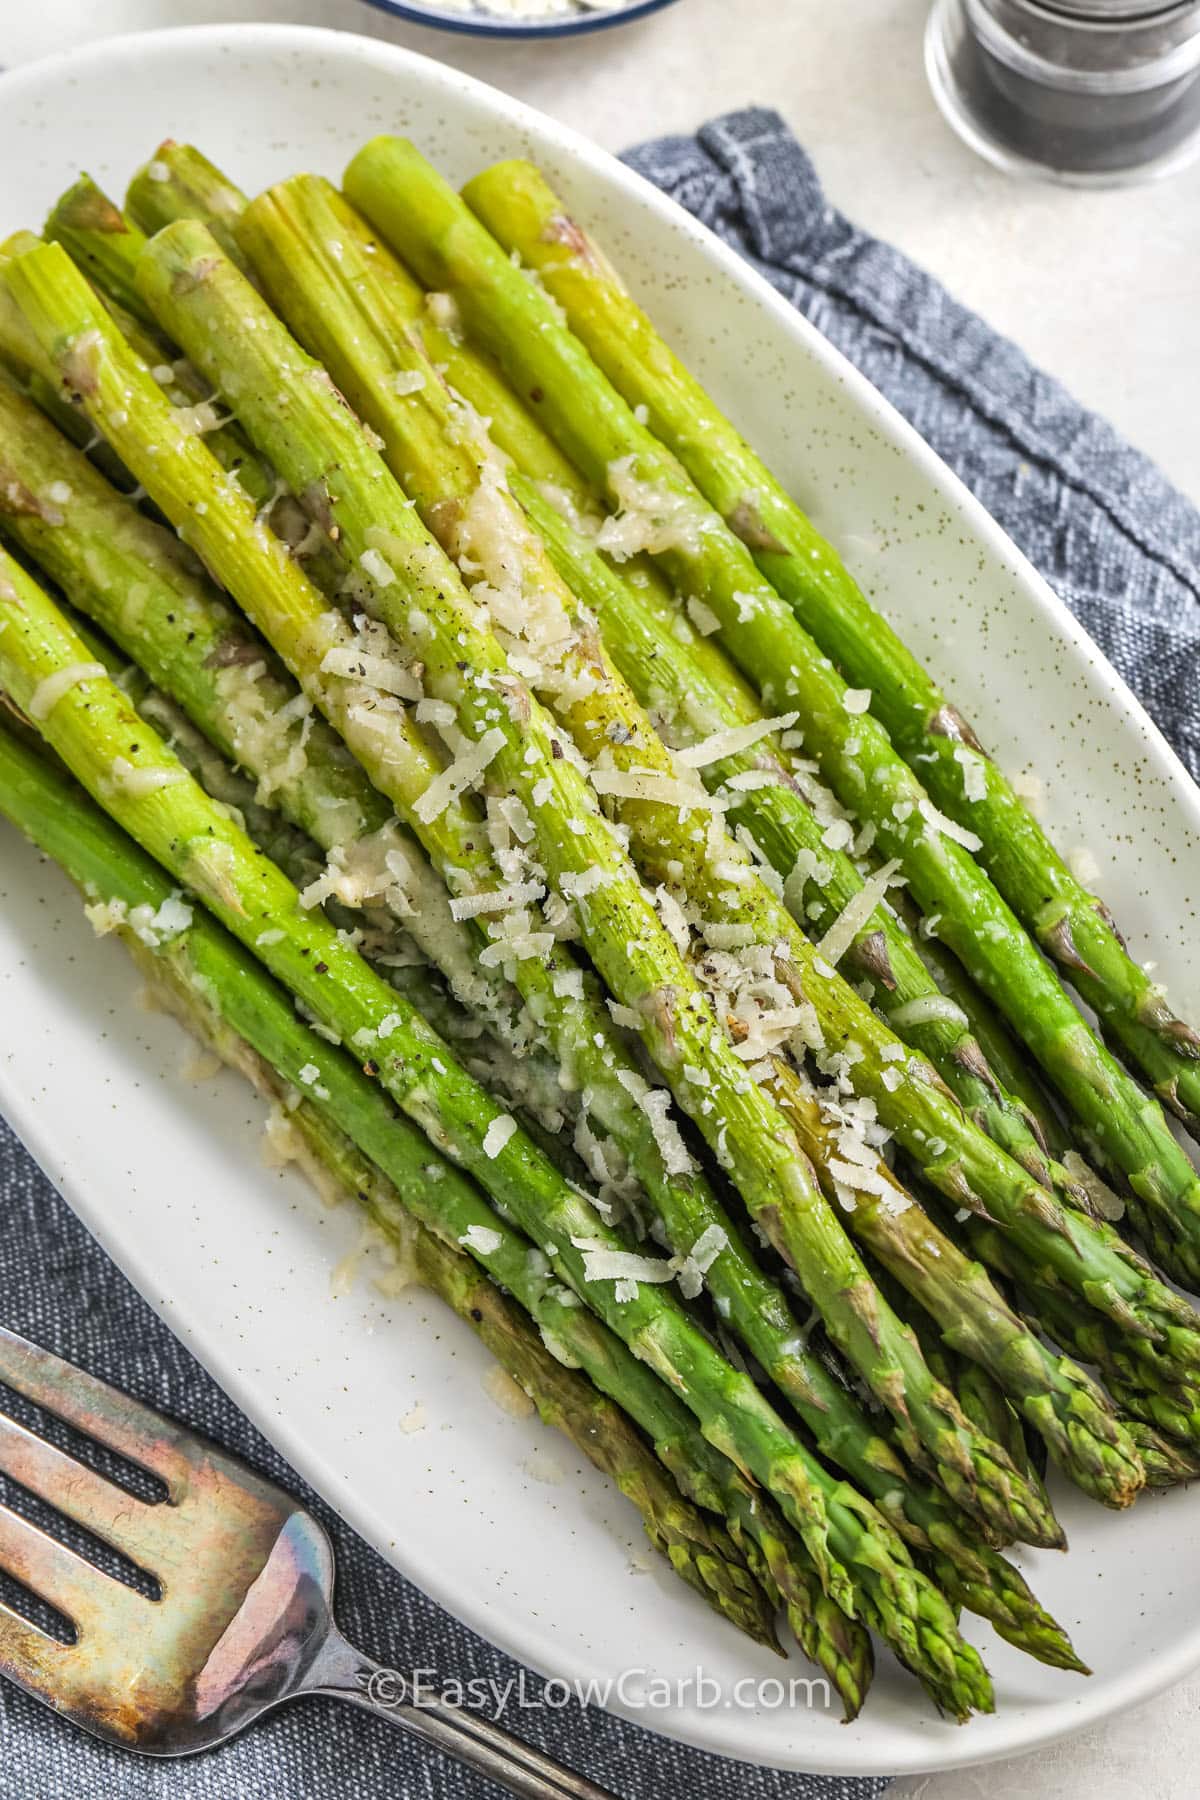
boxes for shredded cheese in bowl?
[385,0,674,38]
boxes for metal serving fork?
[0,1323,618,1798]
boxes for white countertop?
[3,4,1199,1795]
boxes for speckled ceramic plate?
[1,23,1198,1781]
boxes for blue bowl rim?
[361,0,681,39]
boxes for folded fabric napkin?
[2,104,1198,1800]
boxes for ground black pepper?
[928,0,1200,181]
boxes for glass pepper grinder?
[926,0,1200,184]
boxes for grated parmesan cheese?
[685,596,722,637]
[481,1115,518,1159]
[676,712,799,770]
[814,858,902,968]
[460,1222,504,1253]
[27,661,106,721]
[953,744,988,803]
[917,796,983,852]
[449,881,546,920]
[888,993,969,1032]
[590,767,725,812]
[415,726,506,823]
[108,757,187,798]
[320,643,421,701]
[569,1235,675,1292]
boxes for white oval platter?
[1,22,1198,1779]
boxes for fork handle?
[305,1630,622,1800]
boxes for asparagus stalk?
[345,140,1200,1294]
[464,157,1200,1136]
[0,545,989,1712]
[905,909,1127,1221]
[863,1234,1048,1501]
[1123,1423,1200,1489]
[125,142,252,268]
[133,220,1072,1546]
[918,1184,1200,1454]
[39,187,276,511]
[1,233,142,499]
[0,720,794,1670]
[766,1062,1070,1505]
[45,176,159,328]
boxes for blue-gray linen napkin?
[2,104,1198,1800]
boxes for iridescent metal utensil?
[0,1323,617,1799]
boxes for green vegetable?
[341,139,1200,1292]
[464,157,1200,1143]
[134,216,1066,1547]
[0,539,988,1715]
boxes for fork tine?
[0,1501,126,1631]
[0,1327,189,1493]
[0,1413,162,1572]
[0,1597,73,1682]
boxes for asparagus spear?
[1123,1423,1200,1489]
[344,140,1200,1294]
[38,187,277,511]
[917,1182,1200,1454]
[464,157,1200,1136]
[45,176,157,327]
[0,720,795,1671]
[905,909,1127,1221]
[131,220,1072,1545]
[0,545,990,1712]
[125,142,252,268]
